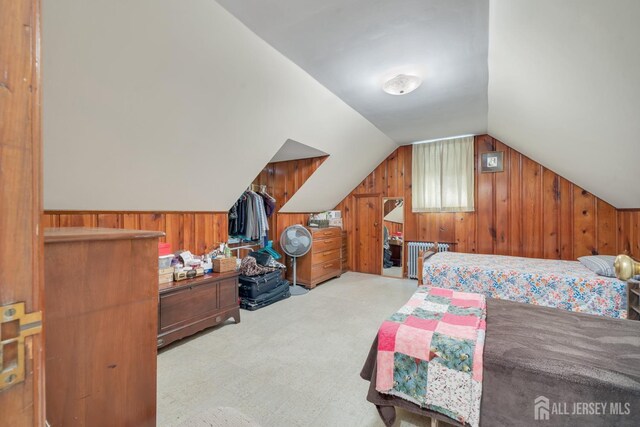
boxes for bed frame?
[417,243,447,286]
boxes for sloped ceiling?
[216,0,489,144]
[42,0,640,212]
[270,140,328,163]
[218,0,640,209]
[43,0,396,212]
[488,0,640,208]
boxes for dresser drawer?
[312,237,341,254]
[311,248,341,266]
[311,227,342,239]
[311,258,341,277]
[159,282,217,333]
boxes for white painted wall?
[488,0,640,208]
[43,0,396,212]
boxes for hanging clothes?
[228,188,274,241]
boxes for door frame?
[353,193,382,274]
[0,0,45,424]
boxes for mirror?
[382,198,404,278]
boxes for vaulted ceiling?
[217,0,640,208]
[216,0,489,144]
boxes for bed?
[419,251,627,318]
[361,297,640,426]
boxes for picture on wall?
[481,151,504,173]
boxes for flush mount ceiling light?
[382,74,422,95]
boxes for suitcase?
[240,280,291,311]
[239,270,283,299]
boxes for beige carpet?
[176,407,261,427]
[157,272,437,426]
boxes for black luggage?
[240,280,291,311]
[239,270,283,299]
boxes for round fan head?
[279,225,313,257]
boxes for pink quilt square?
[429,287,454,297]
[452,291,484,301]
[435,322,477,341]
[450,297,483,308]
[394,325,433,360]
[442,313,480,327]
[406,297,423,307]
[378,321,401,351]
[375,350,395,391]
[473,330,486,382]
[405,315,438,331]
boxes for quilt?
[376,287,486,427]
[422,252,627,318]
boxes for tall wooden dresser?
[44,228,163,427]
[341,230,348,273]
[286,226,342,289]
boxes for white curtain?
[412,136,474,212]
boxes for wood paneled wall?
[384,221,403,236]
[618,210,640,257]
[42,212,228,255]
[337,134,636,273]
[43,156,327,256]
[253,156,327,253]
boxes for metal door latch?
[0,302,42,391]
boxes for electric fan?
[280,225,313,296]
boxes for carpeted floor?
[157,272,436,426]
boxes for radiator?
[407,241,450,279]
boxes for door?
[0,0,45,425]
[354,194,382,274]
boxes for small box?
[159,267,174,276]
[213,257,237,273]
[158,242,172,257]
[173,267,205,282]
[328,218,343,228]
[202,261,213,274]
[173,270,187,281]
[159,272,173,285]
[159,255,173,269]
[327,210,341,219]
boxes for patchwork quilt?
[422,252,627,319]
[376,287,486,427]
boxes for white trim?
[412,134,476,145]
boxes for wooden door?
[354,194,382,274]
[0,0,45,425]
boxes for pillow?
[577,255,616,278]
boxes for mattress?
[361,298,640,426]
[422,252,627,318]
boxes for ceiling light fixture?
[382,74,422,95]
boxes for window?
[412,136,474,212]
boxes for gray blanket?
[361,298,640,426]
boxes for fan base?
[289,284,309,296]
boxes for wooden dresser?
[341,230,348,273]
[44,228,163,427]
[286,226,342,289]
[158,272,240,348]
